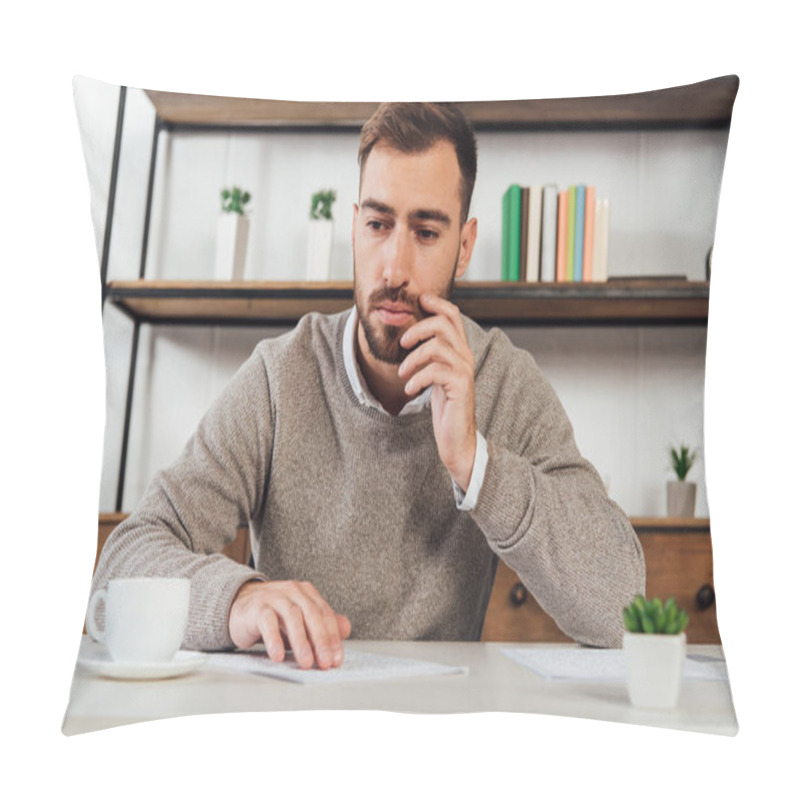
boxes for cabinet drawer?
[481,530,721,644]
[638,532,719,643]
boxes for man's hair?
[358,103,478,224]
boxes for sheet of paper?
[206,646,468,685]
[500,647,729,682]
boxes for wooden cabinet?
[97,515,718,644]
[480,518,720,644]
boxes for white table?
[62,636,737,736]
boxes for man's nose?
[382,228,412,287]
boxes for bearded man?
[91,102,645,669]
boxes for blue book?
[574,184,586,282]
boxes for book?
[592,198,610,282]
[582,185,596,281]
[556,190,568,282]
[566,186,576,281]
[540,184,558,282]
[519,187,529,282]
[574,184,586,282]
[501,184,522,281]
[501,187,510,281]
[525,185,543,282]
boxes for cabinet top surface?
[142,76,738,129]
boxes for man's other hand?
[228,580,352,669]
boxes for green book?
[502,184,522,281]
[501,187,510,281]
[566,185,576,282]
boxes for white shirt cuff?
[453,431,488,511]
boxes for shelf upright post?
[114,112,163,512]
[138,116,163,279]
[100,85,127,305]
[115,323,140,512]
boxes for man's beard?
[355,260,458,365]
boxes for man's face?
[352,141,476,365]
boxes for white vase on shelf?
[667,480,696,517]
[306,218,333,281]
[214,213,249,281]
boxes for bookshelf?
[106,279,710,327]
[100,75,735,515]
[144,76,737,130]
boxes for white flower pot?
[667,480,696,517]
[214,213,249,281]
[306,218,333,281]
[624,631,686,709]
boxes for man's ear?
[351,202,359,250]
[455,217,478,279]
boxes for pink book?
[556,190,568,282]
[582,186,596,281]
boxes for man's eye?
[367,220,385,231]
[418,229,438,241]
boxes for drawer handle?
[510,582,528,607]
[696,584,715,610]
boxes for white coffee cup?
[86,577,190,663]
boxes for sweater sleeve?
[469,340,646,649]
[90,346,273,651]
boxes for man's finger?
[419,292,466,335]
[272,597,315,669]
[256,607,286,663]
[280,581,342,669]
[400,314,459,354]
[298,581,348,667]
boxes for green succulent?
[670,444,697,481]
[221,186,251,215]
[310,189,336,221]
[623,595,689,635]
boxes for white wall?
[75,76,722,517]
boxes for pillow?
[63,75,737,737]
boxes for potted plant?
[306,189,336,281]
[667,443,698,517]
[214,186,251,281]
[622,595,689,709]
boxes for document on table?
[206,646,468,685]
[500,647,729,682]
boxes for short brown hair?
[358,103,478,224]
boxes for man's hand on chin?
[397,292,477,492]
[228,579,352,670]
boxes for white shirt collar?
[343,306,432,416]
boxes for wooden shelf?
[632,517,710,534]
[99,512,709,533]
[143,76,738,131]
[105,280,709,327]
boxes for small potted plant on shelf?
[667,443,698,517]
[215,186,252,281]
[306,188,336,281]
[623,595,689,709]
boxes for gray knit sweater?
[92,310,645,650]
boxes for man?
[91,102,645,670]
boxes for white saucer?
[78,650,208,680]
